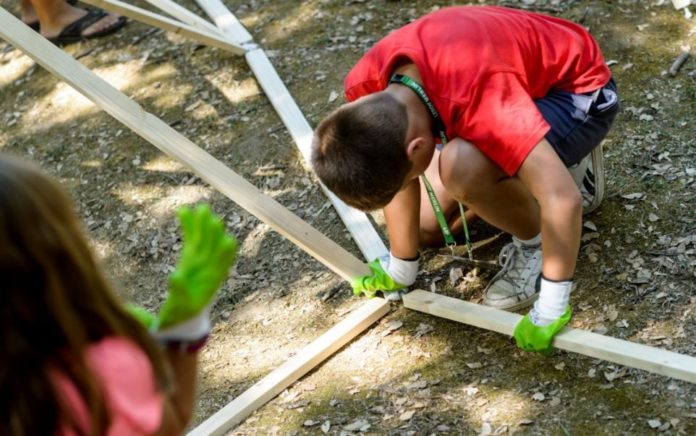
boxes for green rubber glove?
[351,258,407,299]
[513,306,572,355]
[157,204,237,329]
[126,304,156,329]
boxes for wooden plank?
[0,7,366,281]
[79,0,245,55]
[196,0,388,262]
[141,0,225,36]
[403,290,696,384]
[188,298,390,435]
[194,0,253,44]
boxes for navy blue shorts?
[535,78,619,167]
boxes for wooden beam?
[244,49,388,261]
[0,7,366,281]
[194,0,253,44]
[403,290,696,384]
[79,0,245,55]
[197,0,388,262]
[189,298,390,435]
[141,0,225,37]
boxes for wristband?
[163,333,210,354]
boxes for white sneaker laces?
[489,242,538,295]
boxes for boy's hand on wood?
[513,306,571,355]
[351,253,418,298]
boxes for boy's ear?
[405,136,426,161]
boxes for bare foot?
[39,5,123,39]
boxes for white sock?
[530,276,572,326]
[514,233,541,247]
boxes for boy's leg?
[478,79,618,310]
[439,139,543,310]
[539,78,618,214]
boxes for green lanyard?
[390,74,474,260]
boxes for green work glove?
[513,306,572,355]
[126,304,156,330]
[351,253,418,299]
[155,205,237,337]
[126,204,238,342]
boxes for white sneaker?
[569,144,606,215]
[483,238,542,310]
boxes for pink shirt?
[54,337,163,435]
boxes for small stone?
[532,392,546,402]
[647,419,661,429]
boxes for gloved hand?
[513,306,571,355]
[130,204,237,343]
[351,253,418,299]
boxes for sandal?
[47,8,127,45]
[23,0,79,32]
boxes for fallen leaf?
[382,320,403,336]
[622,192,644,200]
[648,419,661,429]
[584,221,598,231]
[466,362,483,369]
[321,420,331,433]
[532,392,545,402]
[414,323,434,338]
[399,410,415,421]
[343,419,370,432]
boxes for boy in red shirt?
[311,6,618,353]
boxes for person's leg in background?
[19,0,126,43]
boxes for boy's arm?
[514,138,582,353]
[352,178,421,298]
[384,178,421,259]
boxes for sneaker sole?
[582,143,605,214]
[483,292,539,312]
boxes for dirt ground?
[1,0,696,434]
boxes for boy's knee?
[440,139,502,205]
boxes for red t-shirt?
[345,6,611,175]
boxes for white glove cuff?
[152,310,210,342]
[381,252,419,286]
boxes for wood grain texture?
[403,290,696,384]
[141,0,225,36]
[79,0,244,55]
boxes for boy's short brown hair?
[311,93,410,211]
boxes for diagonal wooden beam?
[189,298,390,436]
[194,0,253,44]
[0,7,365,280]
[79,0,245,55]
[403,290,696,384]
[195,0,388,262]
[141,0,226,37]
